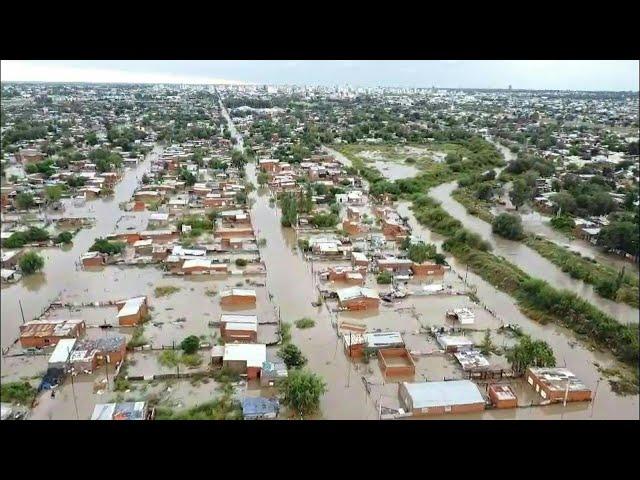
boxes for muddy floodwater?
[370,161,420,181]
[1,147,159,369]
[395,201,638,419]
[246,162,378,419]
[430,181,639,325]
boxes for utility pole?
[590,380,600,418]
[70,371,80,420]
[347,332,352,388]
[563,377,570,407]
[464,263,469,285]
[19,300,26,325]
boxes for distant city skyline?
[1,60,639,92]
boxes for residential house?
[19,319,86,349]
[222,343,267,379]
[337,286,380,311]
[398,380,486,417]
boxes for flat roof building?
[399,380,485,417]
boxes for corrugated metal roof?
[403,380,484,409]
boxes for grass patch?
[280,321,292,344]
[154,285,181,297]
[127,325,148,350]
[0,381,36,404]
[295,317,316,329]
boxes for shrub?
[180,335,200,355]
[235,258,248,267]
[492,213,524,240]
[0,381,36,404]
[376,270,393,284]
[279,343,307,369]
[89,238,126,255]
[54,231,73,244]
[19,251,44,274]
[154,285,180,297]
[295,317,316,329]
[278,369,327,417]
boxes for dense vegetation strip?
[452,181,640,309]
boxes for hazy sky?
[1,60,638,91]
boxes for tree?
[45,185,64,203]
[506,335,556,374]
[280,192,298,227]
[479,330,495,355]
[89,238,126,255]
[54,231,73,244]
[377,270,393,284]
[25,227,50,242]
[180,335,200,355]
[15,192,35,210]
[492,213,524,240]
[178,168,196,187]
[278,343,307,369]
[19,251,44,275]
[407,241,436,264]
[278,369,327,417]
[551,191,577,215]
[509,178,531,211]
[85,131,98,145]
[257,172,268,186]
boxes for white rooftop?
[403,380,485,409]
[223,343,266,368]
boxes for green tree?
[479,330,495,355]
[15,192,35,210]
[89,238,126,255]
[407,241,436,264]
[25,227,50,242]
[19,251,45,275]
[278,343,307,369]
[45,185,64,203]
[278,369,327,417]
[506,335,556,374]
[54,231,73,244]
[257,171,268,186]
[377,270,393,284]
[492,213,524,240]
[85,131,98,145]
[509,178,531,211]
[180,335,200,355]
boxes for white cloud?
[0,60,246,85]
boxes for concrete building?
[526,367,592,403]
[488,384,518,409]
[399,380,486,417]
[337,286,380,311]
[222,343,267,379]
[115,296,148,326]
[19,319,86,349]
[220,314,258,343]
[220,288,257,307]
[378,347,416,377]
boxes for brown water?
[397,201,639,419]
[1,146,160,367]
[495,180,639,274]
[430,181,638,325]
[246,162,378,419]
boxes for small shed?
[241,397,280,420]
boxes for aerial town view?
[0,60,638,421]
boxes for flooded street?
[430,180,639,325]
[397,201,639,419]
[245,162,378,419]
[1,147,159,368]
